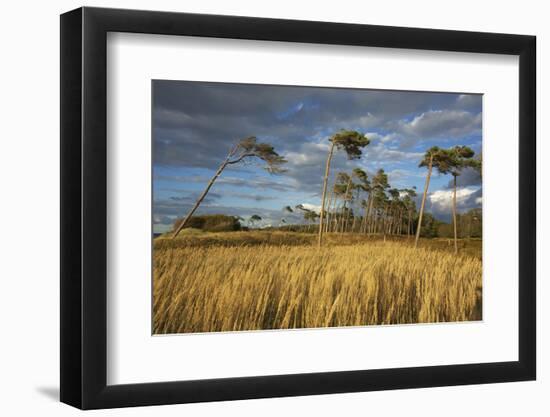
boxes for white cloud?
[300,203,321,214]
[429,187,480,213]
[284,142,328,167]
[365,131,398,144]
[397,109,481,138]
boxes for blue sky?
[153,81,482,233]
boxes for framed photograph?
[60,7,536,409]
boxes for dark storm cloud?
[225,192,278,202]
[217,176,295,192]
[167,192,221,204]
[156,174,296,192]
[391,110,482,139]
[445,167,482,189]
[153,80,482,170]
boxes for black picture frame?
[60,6,536,410]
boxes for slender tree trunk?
[396,210,399,235]
[383,209,387,242]
[340,177,352,233]
[325,185,334,233]
[414,155,433,248]
[329,198,335,232]
[407,209,412,239]
[328,194,336,233]
[360,206,366,233]
[351,189,360,232]
[332,195,339,232]
[452,175,458,254]
[172,157,230,238]
[365,193,374,234]
[398,209,403,235]
[335,202,342,233]
[398,213,400,235]
[318,142,335,247]
[360,210,367,233]
[382,207,388,240]
[351,213,358,233]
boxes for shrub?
[173,214,242,233]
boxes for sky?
[153,80,482,233]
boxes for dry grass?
[153,232,482,334]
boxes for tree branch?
[227,153,254,165]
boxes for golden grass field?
[153,231,482,334]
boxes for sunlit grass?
[153,232,482,334]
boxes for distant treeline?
[172,208,482,239]
[434,208,482,239]
[378,208,482,239]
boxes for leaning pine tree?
[414,146,450,248]
[317,130,370,247]
[172,136,286,238]
[446,146,477,254]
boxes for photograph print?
[152,80,483,335]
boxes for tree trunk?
[396,208,403,236]
[325,185,334,233]
[414,155,433,248]
[318,142,335,247]
[452,175,458,254]
[341,177,353,233]
[328,194,337,233]
[172,158,230,238]
[382,207,388,240]
[383,209,387,241]
[387,208,393,236]
[398,209,403,235]
[351,189,360,232]
[334,203,342,233]
[407,209,412,239]
[351,213,358,233]
[360,205,366,233]
[365,193,374,234]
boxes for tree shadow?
[35,386,59,401]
